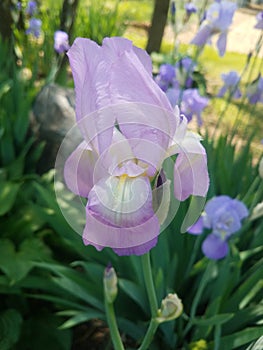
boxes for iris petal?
[202,234,229,260]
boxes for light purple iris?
[218,71,241,98]
[175,57,196,88]
[155,64,175,91]
[255,11,263,30]
[54,30,70,54]
[167,88,209,126]
[26,18,42,38]
[188,195,248,260]
[64,37,209,256]
[185,3,197,16]
[26,1,37,16]
[246,75,263,104]
[191,1,237,56]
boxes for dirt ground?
[164,7,263,57]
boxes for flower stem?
[104,299,124,350]
[138,318,159,350]
[141,252,158,317]
[138,252,159,350]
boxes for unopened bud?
[104,266,118,303]
[157,293,183,323]
[259,158,263,179]
[250,201,263,221]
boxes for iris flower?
[191,1,236,56]
[188,195,248,260]
[175,57,196,88]
[155,64,175,91]
[246,75,263,104]
[26,18,42,38]
[255,11,263,30]
[54,30,70,54]
[64,37,209,256]
[166,88,209,126]
[217,71,241,98]
[26,1,37,16]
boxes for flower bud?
[259,158,263,179]
[103,266,118,303]
[250,201,263,221]
[156,293,183,323]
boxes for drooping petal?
[217,32,227,56]
[202,234,229,260]
[172,131,209,201]
[83,205,160,254]
[191,24,213,47]
[64,141,98,197]
[87,174,153,228]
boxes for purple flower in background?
[26,1,37,16]
[185,3,197,16]
[64,37,209,256]
[191,1,237,56]
[17,2,22,10]
[255,11,263,30]
[26,18,42,38]
[175,57,196,88]
[155,64,175,91]
[188,195,248,260]
[218,71,241,98]
[171,0,176,16]
[54,30,70,54]
[246,75,263,104]
[181,89,209,126]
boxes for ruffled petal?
[64,141,98,197]
[202,234,229,260]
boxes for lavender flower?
[155,64,175,91]
[54,30,70,54]
[246,75,263,104]
[181,89,209,126]
[64,37,209,256]
[188,195,248,260]
[255,11,263,30]
[26,1,37,16]
[26,18,42,38]
[218,71,241,98]
[175,57,196,88]
[191,1,237,56]
[185,3,197,16]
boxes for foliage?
[0,0,263,349]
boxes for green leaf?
[0,181,20,215]
[0,309,22,350]
[58,310,105,329]
[208,327,263,350]
[0,238,51,284]
[118,279,148,313]
[192,313,234,327]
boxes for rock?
[32,83,81,173]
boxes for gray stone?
[32,83,81,173]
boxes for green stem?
[138,318,159,350]
[141,252,158,317]
[138,252,159,350]
[104,299,124,350]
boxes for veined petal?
[172,131,209,200]
[64,141,98,197]
[87,175,153,227]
